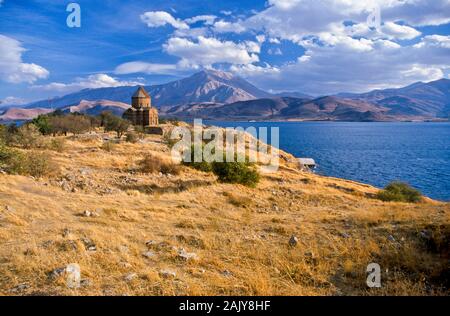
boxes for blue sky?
[0,0,449,105]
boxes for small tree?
[32,115,52,135]
[9,123,43,149]
[67,114,91,134]
[104,113,130,138]
[377,181,422,203]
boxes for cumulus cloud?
[140,11,189,30]
[115,62,178,75]
[213,20,246,33]
[185,15,217,25]
[129,1,449,94]
[238,35,450,95]
[382,22,421,40]
[0,34,49,84]
[0,96,27,107]
[163,36,259,67]
[32,74,143,94]
[346,22,421,41]
[241,0,450,42]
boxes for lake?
[206,121,450,201]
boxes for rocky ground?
[0,129,448,296]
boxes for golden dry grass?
[0,129,448,296]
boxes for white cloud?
[115,62,178,75]
[269,38,281,44]
[163,36,259,67]
[213,20,246,33]
[0,96,27,106]
[230,63,280,76]
[127,2,450,94]
[0,34,49,84]
[346,22,421,40]
[415,35,450,49]
[32,74,143,94]
[237,35,450,95]
[238,0,450,42]
[268,0,302,10]
[185,15,217,25]
[220,10,233,16]
[382,22,421,40]
[140,11,189,30]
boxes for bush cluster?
[182,147,260,187]
[0,144,57,177]
[376,181,422,203]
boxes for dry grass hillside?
[0,126,448,296]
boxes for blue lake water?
[206,121,450,201]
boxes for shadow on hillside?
[118,179,214,195]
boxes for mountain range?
[1,70,449,122]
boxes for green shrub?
[0,145,57,177]
[102,111,130,137]
[211,160,260,187]
[377,181,422,203]
[125,132,139,143]
[181,147,260,187]
[8,124,44,149]
[32,115,52,135]
[139,154,180,175]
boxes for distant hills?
[1,70,449,122]
[0,100,130,121]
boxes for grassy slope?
[0,130,448,296]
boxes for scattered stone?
[142,251,156,259]
[62,228,71,238]
[124,273,137,282]
[289,235,299,247]
[5,205,14,212]
[81,238,97,251]
[82,210,100,218]
[79,168,91,176]
[159,269,176,278]
[272,205,279,212]
[71,187,78,193]
[222,270,232,277]
[341,232,350,239]
[177,248,199,261]
[387,235,396,242]
[119,261,132,268]
[80,279,92,287]
[49,267,66,280]
[145,240,157,248]
[10,283,30,293]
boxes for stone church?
[123,86,159,127]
